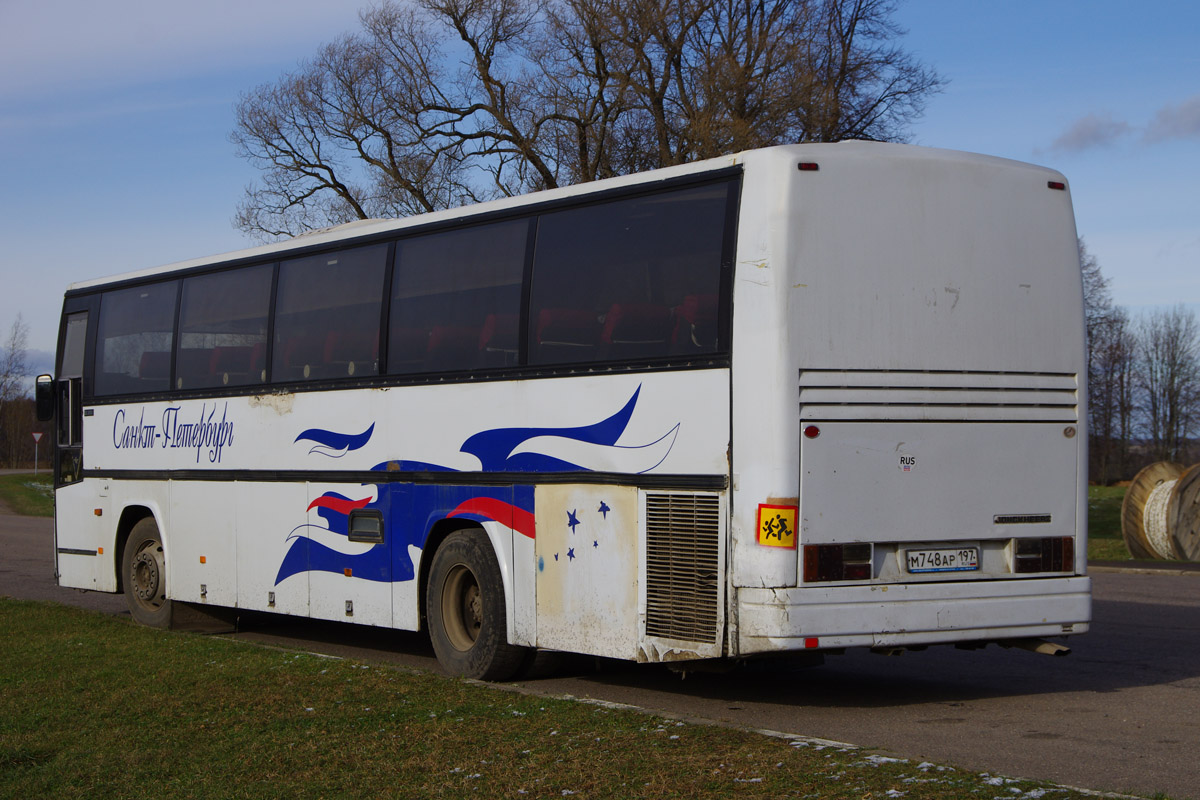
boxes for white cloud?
[1045,113,1132,153]
[1143,94,1200,143]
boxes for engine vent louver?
[799,370,1078,423]
[644,492,721,644]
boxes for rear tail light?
[803,543,873,582]
[1013,537,1074,573]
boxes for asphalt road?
[3,510,1197,799]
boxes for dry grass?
[0,598,1123,800]
[0,473,52,517]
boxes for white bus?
[39,141,1090,679]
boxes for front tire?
[426,530,527,681]
[122,517,172,628]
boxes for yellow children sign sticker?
[757,504,798,549]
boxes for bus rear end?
[731,142,1090,656]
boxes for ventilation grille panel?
[645,492,721,644]
[800,370,1078,423]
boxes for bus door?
[55,306,89,485]
[49,300,114,590]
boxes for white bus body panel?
[799,421,1078,548]
[54,479,114,591]
[534,484,640,659]
[72,369,730,656]
[727,143,1088,650]
[93,372,723,475]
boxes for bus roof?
[67,141,1064,293]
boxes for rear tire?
[122,517,172,628]
[426,529,527,681]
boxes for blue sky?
[1,0,1197,366]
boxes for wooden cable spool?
[1120,461,1184,559]
[1168,463,1200,561]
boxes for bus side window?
[93,281,179,396]
[273,244,388,383]
[527,181,729,366]
[389,219,527,375]
[176,265,272,389]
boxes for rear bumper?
[735,576,1090,654]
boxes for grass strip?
[0,473,52,517]
[0,598,1130,800]
[1087,485,1129,561]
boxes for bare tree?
[1090,305,1137,482]
[0,315,29,411]
[1080,238,1123,482]
[1135,305,1200,463]
[232,0,942,239]
[0,316,31,468]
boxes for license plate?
[905,547,979,573]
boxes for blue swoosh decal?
[295,423,375,457]
[459,386,641,471]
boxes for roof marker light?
[804,425,821,439]
[798,162,820,171]
[1047,181,1066,190]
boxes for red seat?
[250,342,267,375]
[671,293,719,350]
[210,346,253,375]
[426,326,478,370]
[389,327,428,371]
[176,349,213,384]
[600,303,672,345]
[479,314,519,353]
[323,330,377,374]
[138,351,171,380]
[283,336,323,368]
[537,308,600,347]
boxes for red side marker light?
[1047,181,1066,190]
[804,637,820,649]
[798,162,820,172]
[803,425,821,439]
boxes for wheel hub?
[441,564,482,652]
[129,543,164,610]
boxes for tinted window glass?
[528,181,729,365]
[176,265,272,390]
[273,244,388,382]
[94,281,179,396]
[60,312,88,377]
[389,219,528,373]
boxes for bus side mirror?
[35,374,55,421]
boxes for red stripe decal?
[307,496,372,515]
[449,498,536,539]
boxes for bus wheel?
[122,517,172,628]
[426,530,527,681]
